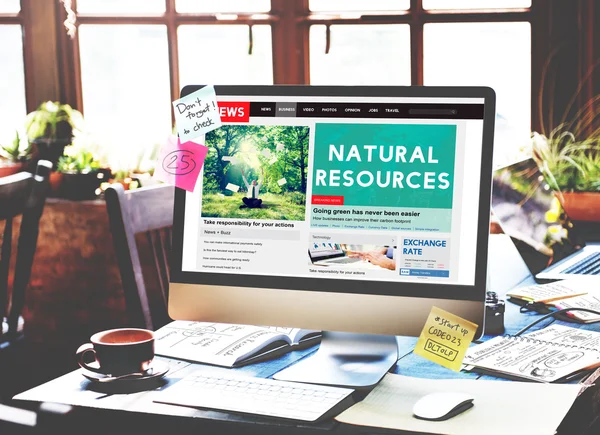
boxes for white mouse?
[412,392,475,421]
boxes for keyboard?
[563,252,600,275]
[155,368,355,422]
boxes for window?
[76,0,165,15]
[68,0,533,170]
[422,0,531,9]
[71,0,276,170]
[424,22,531,166]
[309,0,410,13]
[304,1,532,165]
[1,0,20,14]
[0,3,26,145]
[309,25,411,85]
[178,25,273,86]
[78,25,172,170]
[176,0,270,13]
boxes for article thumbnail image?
[309,243,396,272]
[202,125,309,221]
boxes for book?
[507,279,600,323]
[507,280,589,304]
[550,294,600,323]
[153,321,321,368]
[463,325,600,383]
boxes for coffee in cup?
[76,328,154,376]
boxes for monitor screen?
[174,87,491,302]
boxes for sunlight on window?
[76,0,165,14]
[0,25,26,146]
[424,22,531,166]
[309,0,409,12]
[310,25,410,85]
[0,0,20,13]
[178,25,273,85]
[176,0,270,13]
[423,0,531,9]
[79,25,172,171]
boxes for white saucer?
[81,360,169,384]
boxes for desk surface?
[13,235,600,435]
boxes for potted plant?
[108,170,140,191]
[129,141,162,187]
[24,101,83,165]
[0,131,32,178]
[532,129,600,222]
[55,145,106,200]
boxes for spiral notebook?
[463,325,600,383]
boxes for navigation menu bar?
[248,102,484,119]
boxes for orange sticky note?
[413,306,478,372]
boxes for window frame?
[60,0,543,130]
[303,0,537,130]
[0,1,32,111]
[64,0,284,125]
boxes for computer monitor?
[169,86,496,387]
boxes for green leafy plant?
[56,145,100,174]
[532,129,600,193]
[24,101,83,142]
[0,131,32,163]
[531,53,600,194]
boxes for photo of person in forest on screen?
[240,167,264,209]
[202,125,309,221]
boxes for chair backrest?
[0,403,36,434]
[0,161,52,341]
[105,183,175,331]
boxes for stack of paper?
[336,373,580,435]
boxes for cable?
[514,307,600,336]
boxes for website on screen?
[181,95,485,286]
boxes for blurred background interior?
[0,0,599,404]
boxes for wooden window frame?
[53,0,592,135]
[302,0,533,83]
[60,0,286,125]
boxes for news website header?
[217,101,485,123]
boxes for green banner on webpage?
[311,123,457,209]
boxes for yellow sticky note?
[413,306,478,371]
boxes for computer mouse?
[412,392,474,421]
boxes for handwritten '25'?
[162,150,197,176]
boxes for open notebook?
[153,321,320,367]
[463,325,600,383]
[507,279,600,323]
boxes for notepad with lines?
[463,325,600,383]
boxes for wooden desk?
[12,235,600,434]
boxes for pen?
[562,369,591,383]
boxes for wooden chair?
[0,403,36,434]
[0,402,75,435]
[0,161,52,347]
[105,183,175,331]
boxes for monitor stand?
[272,331,398,389]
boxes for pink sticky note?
[154,136,208,192]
